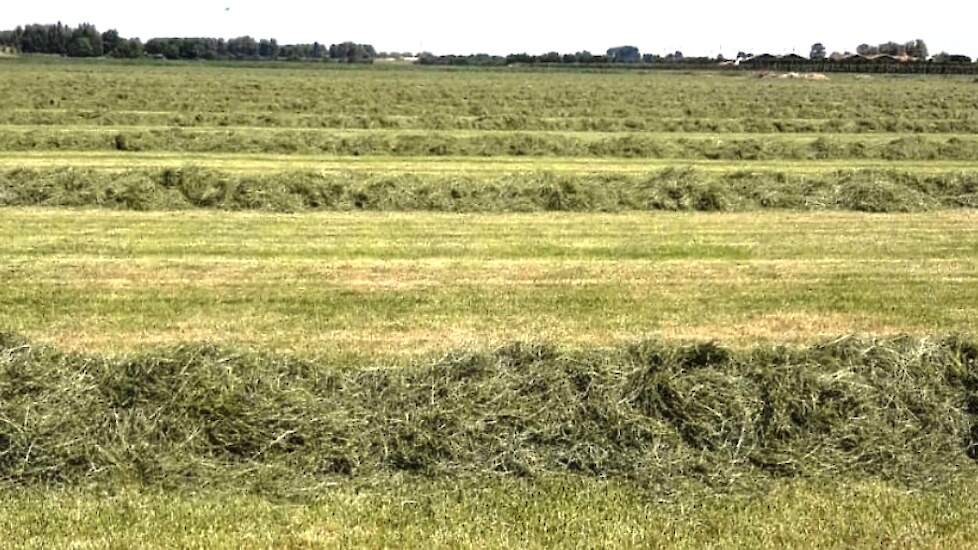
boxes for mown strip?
[8,152,978,173]
[4,478,978,548]
[2,209,976,356]
[1,334,976,492]
[3,166,978,212]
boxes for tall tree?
[908,39,929,60]
[810,43,826,60]
[101,29,121,55]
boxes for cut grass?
[3,165,978,213]
[5,59,978,544]
[3,478,978,549]
[3,62,978,133]
[7,127,978,159]
[1,209,976,357]
[1,334,975,489]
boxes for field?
[1,59,977,547]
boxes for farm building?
[780,54,808,63]
[742,54,778,65]
[942,54,973,63]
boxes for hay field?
[2,210,977,357]
[1,59,977,547]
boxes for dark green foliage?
[0,22,374,62]
[1,166,976,213]
[0,335,975,491]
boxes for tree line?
[419,49,701,67]
[1,24,973,71]
[422,40,976,73]
[0,22,377,62]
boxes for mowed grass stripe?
[3,479,978,549]
[4,151,978,174]
[2,209,975,356]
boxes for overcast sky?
[5,1,976,58]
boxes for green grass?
[3,165,978,214]
[4,59,978,545]
[2,62,978,133]
[1,209,976,357]
[3,478,978,549]
[3,333,977,545]
[7,127,978,159]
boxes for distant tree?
[258,38,279,58]
[101,29,121,55]
[329,41,376,63]
[607,45,640,63]
[75,23,102,56]
[111,38,143,58]
[540,51,560,63]
[665,51,684,62]
[66,35,94,57]
[810,42,826,60]
[227,36,258,57]
[907,39,928,60]
[878,41,903,56]
[311,41,325,59]
[145,38,180,59]
[856,44,878,56]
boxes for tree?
[258,38,279,59]
[329,42,376,63]
[101,29,121,55]
[71,23,103,56]
[66,35,94,57]
[856,44,878,56]
[878,41,903,56]
[540,51,560,63]
[111,38,143,58]
[810,42,826,60]
[607,45,640,63]
[907,39,928,60]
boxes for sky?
[4,1,977,58]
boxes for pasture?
[1,59,977,547]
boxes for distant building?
[780,54,808,63]
[943,54,972,63]
[742,54,778,65]
[866,54,901,63]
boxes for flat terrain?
[2,209,976,357]
[4,479,978,549]
[7,150,978,173]
[1,59,976,547]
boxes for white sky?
[4,1,976,58]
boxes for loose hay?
[2,166,977,212]
[1,334,975,494]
